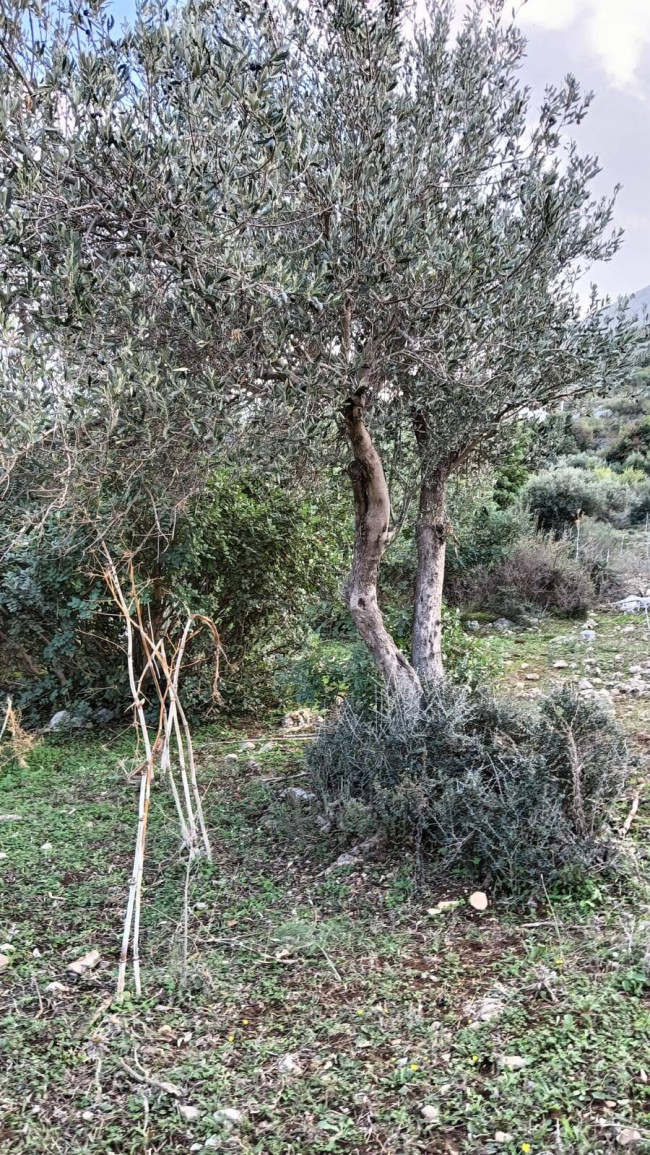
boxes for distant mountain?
[602,284,650,325]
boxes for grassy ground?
[1,612,650,1155]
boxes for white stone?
[494,1134,513,1144]
[581,629,597,642]
[40,842,53,853]
[617,1128,642,1147]
[553,660,569,669]
[278,1053,303,1075]
[47,710,73,730]
[223,753,238,764]
[285,787,316,803]
[617,596,650,613]
[421,1105,440,1122]
[213,1108,243,1126]
[0,954,10,972]
[178,1105,202,1122]
[463,996,504,1023]
[500,1055,528,1070]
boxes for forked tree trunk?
[343,391,422,702]
[412,466,448,682]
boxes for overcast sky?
[109,0,649,304]
[516,0,650,303]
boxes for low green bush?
[308,683,627,893]
[521,467,628,536]
[445,500,530,592]
[0,471,347,724]
[630,482,650,526]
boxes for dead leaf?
[68,949,100,976]
[427,899,462,916]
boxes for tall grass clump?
[309,683,627,894]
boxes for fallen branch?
[118,1057,182,1098]
[621,790,640,836]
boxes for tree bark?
[412,466,448,682]
[342,391,421,703]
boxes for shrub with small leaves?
[308,682,627,893]
[522,467,628,535]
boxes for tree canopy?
[0,0,640,694]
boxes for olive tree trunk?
[411,467,449,683]
[343,391,422,703]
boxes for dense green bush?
[607,416,650,470]
[457,535,595,618]
[0,472,347,724]
[445,499,530,597]
[521,467,628,535]
[308,683,627,893]
[630,482,650,526]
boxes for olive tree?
[0,0,638,704]
[269,0,638,695]
[0,0,311,537]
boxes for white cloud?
[518,0,650,89]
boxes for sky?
[517,0,650,304]
[106,0,650,304]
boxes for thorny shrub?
[308,682,627,894]
[456,535,595,618]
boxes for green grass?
[1,626,650,1154]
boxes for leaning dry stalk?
[0,697,36,769]
[111,560,157,1001]
[102,549,219,1000]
